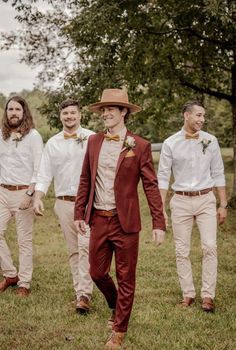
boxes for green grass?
[0,151,235,349]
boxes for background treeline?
[0,89,232,146]
[1,0,235,202]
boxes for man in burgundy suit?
[74,89,165,349]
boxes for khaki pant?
[54,199,93,300]
[170,191,217,299]
[0,187,34,289]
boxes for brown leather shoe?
[202,297,215,312]
[76,296,90,314]
[107,309,116,329]
[105,331,126,349]
[0,276,19,292]
[177,297,195,307]
[16,287,30,297]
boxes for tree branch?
[167,54,233,102]
[145,26,236,49]
[180,79,233,102]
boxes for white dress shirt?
[157,129,225,191]
[35,127,95,196]
[0,129,43,185]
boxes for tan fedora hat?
[88,89,142,114]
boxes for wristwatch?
[219,203,228,209]
[26,189,35,197]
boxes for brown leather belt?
[0,184,28,191]
[57,196,76,202]
[175,188,213,196]
[94,209,117,217]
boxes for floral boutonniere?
[76,133,87,148]
[124,136,135,150]
[200,139,211,154]
[12,132,23,148]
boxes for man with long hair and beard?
[0,95,43,297]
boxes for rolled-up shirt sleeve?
[35,143,53,194]
[210,139,226,187]
[157,142,172,190]
[30,131,44,183]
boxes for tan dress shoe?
[202,297,215,312]
[177,297,195,307]
[105,331,126,349]
[76,296,90,314]
[107,309,116,329]
[16,287,30,297]
[0,276,19,292]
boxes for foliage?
[1,0,236,199]
[205,97,232,147]
[0,93,7,109]
[0,89,57,142]
[0,1,234,133]
[0,152,235,349]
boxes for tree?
[0,93,7,110]
[1,0,236,203]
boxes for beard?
[64,120,78,130]
[8,117,23,129]
[65,124,76,129]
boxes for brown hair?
[59,99,80,111]
[118,106,130,123]
[1,95,35,140]
[182,100,204,115]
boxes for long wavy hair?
[1,95,35,140]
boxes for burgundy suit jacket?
[74,131,165,233]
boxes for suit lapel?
[92,133,104,181]
[115,130,133,176]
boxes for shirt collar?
[181,127,202,137]
[106,126,127,140]
[63,127,83,136]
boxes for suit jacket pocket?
[125,149,135,158]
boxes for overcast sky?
[0,1,41,97]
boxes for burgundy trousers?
[89,212,139,332]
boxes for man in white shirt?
[0,95,43,297]
[33,99,94,313]
[158,100,227,312]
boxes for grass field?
[0,150,235,350]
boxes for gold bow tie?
[11,132,22,140]
[104,134,120,142]
[185,133,199,140]
[64,133,77,139]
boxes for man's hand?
[33,198,44,216]
[217,207,227,225]
[74,220,87,235]
[152,229,165,246]
[19,194,32,210]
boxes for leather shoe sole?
[76,296,90,314]
[16,287,30,297]
[105,331,126,349]
[177,297,195,307]
[202,297,215,312]
[0,276,19,292]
